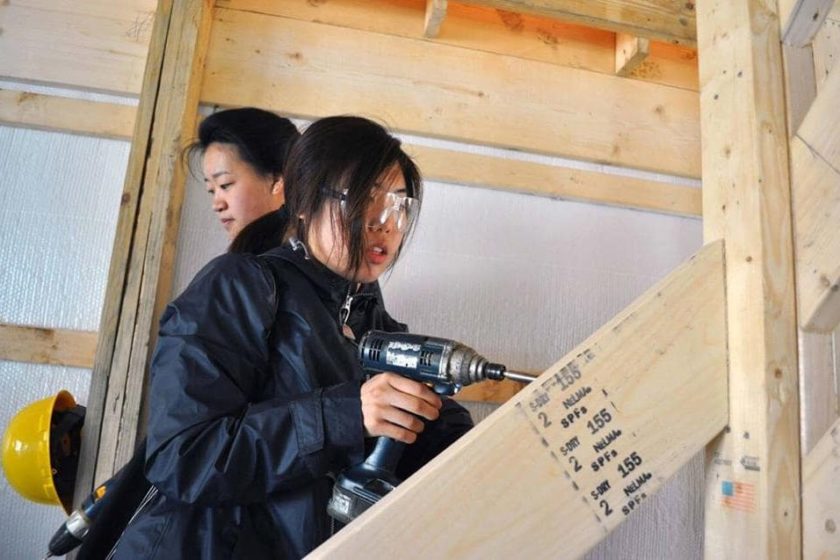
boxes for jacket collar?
[262,239,379,307]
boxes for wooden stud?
[457,0,697,46]
[615,33,651,77]
[310,241,728,559]
[0,323,97,369]
[802,418,840,559]
[74,0,215,499]
[778,0,835,46]
[100,0,215,482]
[792,67,840,333]
[696,0,801,557]
[73,0,175,506]
[423,0,447,38]
[204,9,702,178]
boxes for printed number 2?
[538,412,552,428]
[599,500,613,516]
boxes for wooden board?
[219,0,699,91]
[74,0,175,504]
[202,8,702,178]
[790,136,840,333]
[798,331,840,456]
[802,418,840,560]
[812,12,840,89]
[696,0,801,557]
[406,144,702,217]
[309,241,728,559]
[781,44,817,137]
[793,66,840,333]
[0,323,97,369]
[95,0,215,483]
[778,0,836,46]
[459,0,697,46]
[0,89,136,140]
[0,92,700,218]
[0,0,155,94]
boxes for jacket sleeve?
[144,254,366,506]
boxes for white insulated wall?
[2,122,705,558]
[0,126,128,559]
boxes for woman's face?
[308,164,410,284]
[202,143,284,240]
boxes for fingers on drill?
[368,374,441,421]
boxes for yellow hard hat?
[2,390,84,514]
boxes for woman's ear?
[271,177,284,195]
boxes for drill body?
[326,330,530,526]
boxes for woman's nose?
[212,192,226,212]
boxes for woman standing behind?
[188,106,300,254]
[111,116,472,559]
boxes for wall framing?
[1,0,837,557]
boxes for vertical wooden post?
[74,0,215,502]
[696,1,801,558]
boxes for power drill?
[44,480,110,559]
[326,330,534,526]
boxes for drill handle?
[364,437,406,473]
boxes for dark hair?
[229,206,289,255]
[186,107,300,181]
[284,116,422,276]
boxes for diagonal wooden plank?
[309,240,728,559]
[790,136,840,333]
[793,66,840,333]
[803,418,840,559]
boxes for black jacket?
[111,243,473,559]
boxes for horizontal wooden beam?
[779,0,835,46]
[793,67,840,332]
[0,0,155,95]
[458,0,697,46]
[220,0,699,91]
[310,240,728,558]
[0,323,97,369]
[803,417,840,559]
[204,9,701,178]
[407,144,702,217]
[0,89,136,139]
[0,90,701,217]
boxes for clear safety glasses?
[324,188,419,233]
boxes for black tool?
[327,331,534,525]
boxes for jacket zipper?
[338,285,354,327]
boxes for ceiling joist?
[457,0,697,46]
